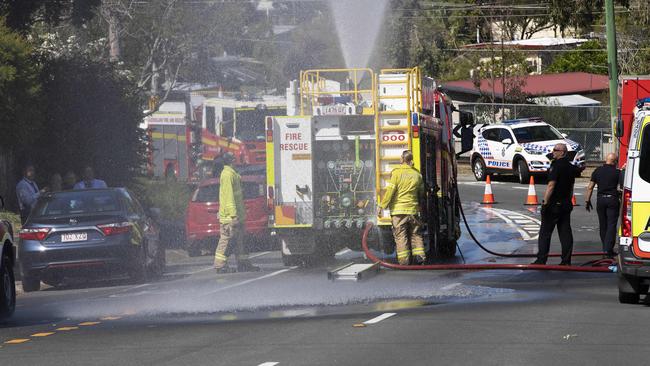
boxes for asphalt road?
[1,172,647,366]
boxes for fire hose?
[360,187,616,273]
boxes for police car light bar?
[502,117,544,125]
[636,97,650,109]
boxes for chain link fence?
[454,102,614,163]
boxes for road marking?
[481,207,541,241]
[336,248,352,255]
[4,339,30,344]
[258,362,280,366]
[78,321,101,326]
[441,282,462,291]
[31,332,55,337]
[204,267,296,296]
[56,327,79,331]
[100,316,121,321]
[249,251,272,259]
[363,312,397,324]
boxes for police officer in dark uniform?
[533,143,580,265]
[585,153,620,258]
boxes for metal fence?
[454,102,614,162]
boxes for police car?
[470,118,585,184]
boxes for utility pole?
[605,0,618,142]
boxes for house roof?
[442,72,609,99]
[463,37,590,50]
[531,94,601,106]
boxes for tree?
[546,40,608,74]
[0,0,100,31]
[30,49,145,186]
[0,20,41,151]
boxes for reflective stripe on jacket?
[219,165,245,223]
[380,164,423,215]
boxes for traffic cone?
[572,194,579,206]
[524,176,540,205]
[481,175,497,204]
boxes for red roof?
[442,72,608,98]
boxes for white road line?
[364,312,397,324]
[204,267,296,296]
[440,282,462,291]
[249,251,272,259]
[336,248,352,255]
[482,207,541,241]
[258,363,279,366]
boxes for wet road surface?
[1,176,647,365]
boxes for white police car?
[470,118,585,184]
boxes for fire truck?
[617,77,650,168]
[199,96,286,169]
[265,67,467,265]
[143,92,286,180]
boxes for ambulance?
[618,98,650,304]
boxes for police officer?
[213,153,260,273]
[585,153,620,258]
[453,116,475,158]
[378,150,426,265]
[533,143,580,265]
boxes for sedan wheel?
[0,256,16,318]
[473,158,487,181]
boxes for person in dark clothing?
[16,165,47,224]
[453,118,475,157]
[585,153,620,258]
[533,143,580,265]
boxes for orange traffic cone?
[524,176,540,205]
[572,194,579,206]
[481,175,497,204]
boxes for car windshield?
[31,190,120,217]
[512,125,564,143]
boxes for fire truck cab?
[266,68,463,265]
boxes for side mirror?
[149,207,161,220]
[615,118,624,137]
[501,138,513,145]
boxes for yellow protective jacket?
[380,164,424,215]
[219,165,246,224]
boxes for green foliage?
[546,40,608,74]
[0,210,20,230]
[1,0,100,31]
[0,19,41,150]
[27,51,146,187]
[132,178,193,221]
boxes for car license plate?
[61,232,88,242]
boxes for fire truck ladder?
[375,68,422,225]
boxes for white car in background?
[470,118,586,184]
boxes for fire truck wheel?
[618,291,640,304]
[472,157,487,181]
[435,238,457,258]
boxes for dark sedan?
[18,188,164,292]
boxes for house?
[463,37,590,75]
[442,72,609,104]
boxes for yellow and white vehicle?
[265,68,466,265]
[619,100,650,303]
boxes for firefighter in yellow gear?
[214,153,260,273]
[378,150,426,265]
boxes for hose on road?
[360,186,614,272]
